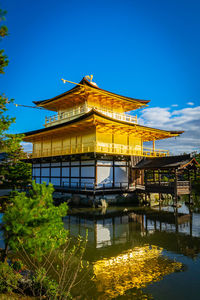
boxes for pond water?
[63,195,200,299]
[1,195,200,299]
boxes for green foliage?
[3,181,68,260]
[162,176,169,182]
[0,7,31,190]
[0,96,15,147]
[18,235,88,299]
[0,8,14,147]
[0,262,21,293]
[1,160,32,190]
[0,8,8,74]
[31,267,59,298]
[195,153,200,164]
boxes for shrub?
[162,176,169,182]
[0,262,21,293]
[3,181,68,261]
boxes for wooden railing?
[25,142,169,158]
[45,104,137,127]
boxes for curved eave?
[23,109,184,141]
[179,157,200,169]
[33,77,150,108]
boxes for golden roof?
[33,77,150,112]
[23,109,183,142]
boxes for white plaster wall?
[114,166,128,187]
[98,160,112,165]
[97,166,113,187]
[115,161,126,166]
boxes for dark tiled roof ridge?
[133,154,199,169]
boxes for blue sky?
[1,0,200,153]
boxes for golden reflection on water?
[92,245,182,299]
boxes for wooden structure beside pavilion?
[132,154,200,204]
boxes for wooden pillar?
[174,169,178,207]
[189,205,193,237]
[141,170,144,185]
[159,193,161,211]
[144,170,147,185]
[174,206,178,233]
[145,192,147,203]
[194,167,197,181]
[158,169,161,185]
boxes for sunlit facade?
[23,77,183,191]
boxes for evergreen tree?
[0,6,31,189]
[3,181,68,261]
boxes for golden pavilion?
[23,76,183,198]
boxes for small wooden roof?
[33,77,150,112]
[133,154,200,170]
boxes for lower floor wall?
[32,156,129,189]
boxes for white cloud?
[187,102,194,106]
[21,142,32,152]
[138,106,200,155]
[171,104,178,107]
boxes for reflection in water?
[93,245,182,299]
[64,204,200,259]
[63,203,200,299]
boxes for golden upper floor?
[44,103,138,128]
[34,77,150,116]
[23,110,183,158]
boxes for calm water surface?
[63,196,200,299]
[1,197,200,299]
